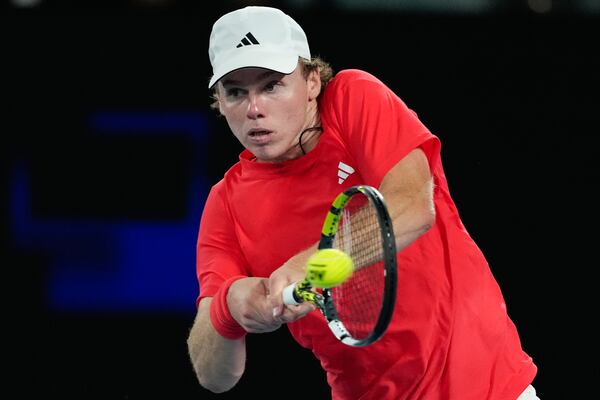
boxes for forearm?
[187,298,246,393]
[378,148,436,252]
[382,178,435,252]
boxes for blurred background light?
[11,0,43,7]
[330,0,498,13]
[528,0,553,13]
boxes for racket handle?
[282,282,302,305]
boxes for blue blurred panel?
[49,222,200,313]
[10,111,211,314]
[89,111,207,136]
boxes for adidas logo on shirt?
[337,161,355,184]
[236,32,260,48]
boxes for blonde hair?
[209,56,334,110]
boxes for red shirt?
[196,69,537,399]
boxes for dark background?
[5,0,599,398]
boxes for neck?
[297,107,322,156]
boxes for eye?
[264,80,280,92]
[225,87,242,98]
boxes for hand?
[268,250,317,324]
[227,277,283,334]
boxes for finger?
[272,304,283,318]
[279,302,317,323]
[268,276,287,305]
[267,283,288,316]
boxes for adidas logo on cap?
[236,32,260,48]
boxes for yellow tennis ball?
[306,248,353,288]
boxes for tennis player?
[187,6,539,399]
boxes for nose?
[246,92,264,119]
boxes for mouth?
[247,129,273,144]
[248,129,272,137]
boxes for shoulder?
[327,69,388,91]
[332,69,383,83]
[222,161,242,181]
[322,69,395,103]
[208,161,241,200]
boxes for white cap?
[208,6,311,88]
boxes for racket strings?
[331,195,385,340]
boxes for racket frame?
[288,185,397,347]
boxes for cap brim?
[208,50,299,88]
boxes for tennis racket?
[282,185,397,347]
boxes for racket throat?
[321,290,339,321]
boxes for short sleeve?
[321,69,440,187]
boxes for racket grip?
[282,282,302,305]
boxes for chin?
[252,146,284,162]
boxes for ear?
[307,69,322,101]
[213,88,225,115]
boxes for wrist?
[209,275,247,339]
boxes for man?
[187,6,539,399]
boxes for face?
[216,65,321,163]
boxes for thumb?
[268,274,290,318]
